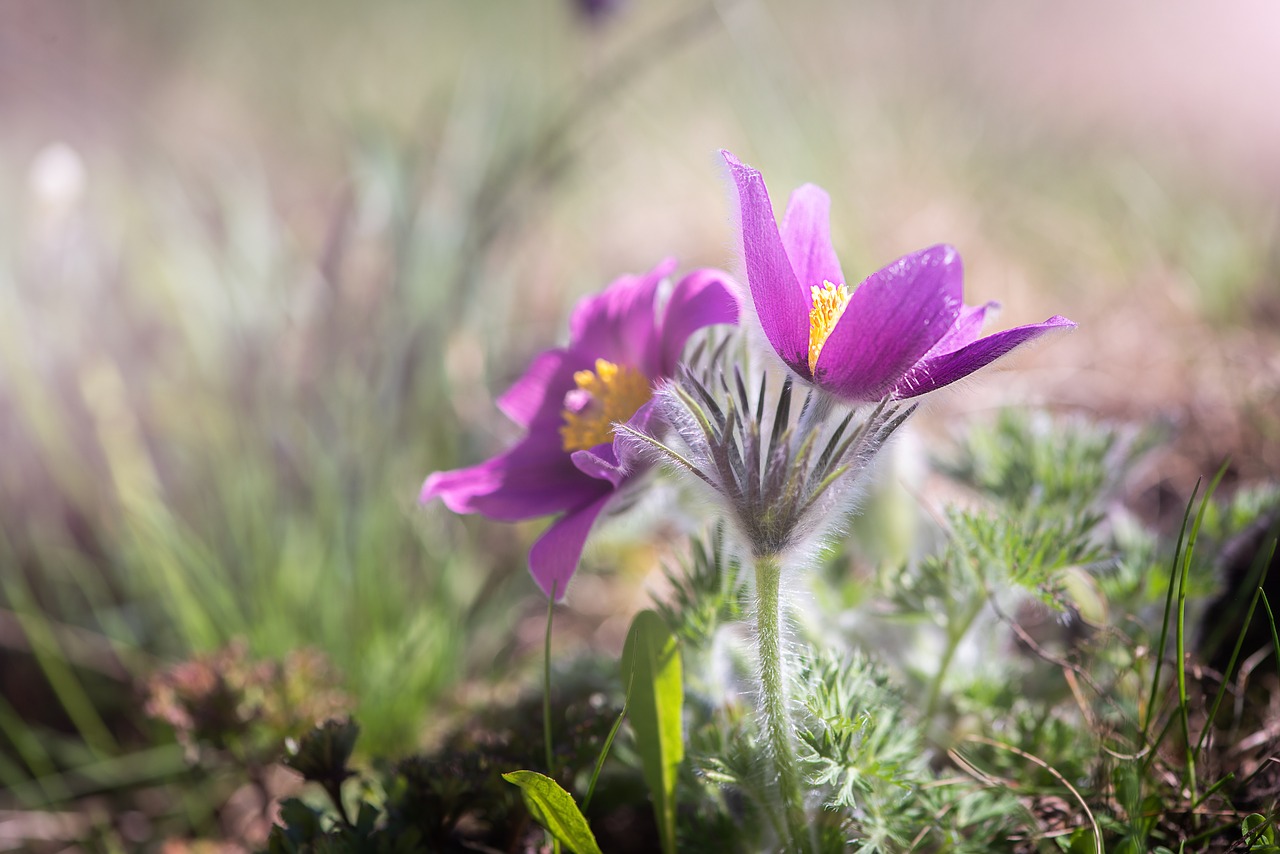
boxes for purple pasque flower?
[421,259,739,600]
[722,150,1075,401]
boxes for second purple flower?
[420,259,738,600]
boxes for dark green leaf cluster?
[284,719,360,789]
[267,796,419,854]
[265,668,630,853]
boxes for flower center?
[808,280,851,374]
[560,358,652,452]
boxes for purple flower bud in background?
[573,0,626,25]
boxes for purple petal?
[813,244,963,400]
[722,150,810,377]
[496,348,582,428]
[658,268,740,376]
[922,301,998,360]
[892,315,1077,399]
[420,430,605,521]
[570,397,661,487]
[780,183,845,291]
[572,443,626,488]
[568,258,676,375]
[529,493,613,600]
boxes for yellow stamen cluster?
[808,280,852,374]
[560,359,652,452]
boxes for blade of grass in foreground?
[582,669,631,812]
[1262,590,1280,680]
[0,693,69,805]
[1175,462,1228,810]
[0,561,117,759]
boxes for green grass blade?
[1143,478,1200,745]
[0,693,68,805]
[582,672,631,813]
[0,568,117,758]
[1176,460,1228,808]
[1261,590,1280,679]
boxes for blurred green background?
[1,0,1278,848]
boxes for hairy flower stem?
[754,554,811,854]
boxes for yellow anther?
[560,359,652,452]
[808,280,852,374]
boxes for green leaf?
[620,609,684,854]
[1244,813,1277,848]
[502,770,602,854]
